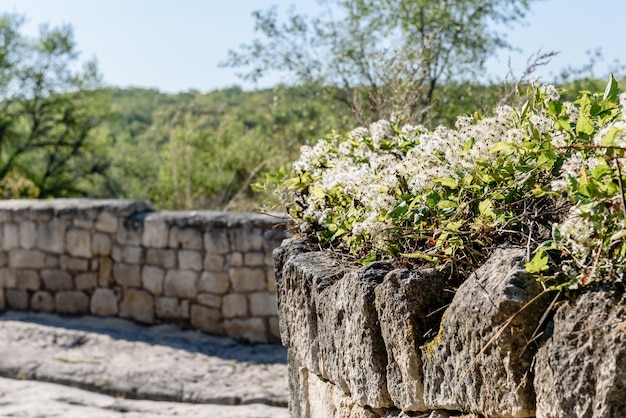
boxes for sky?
[1,0,623,93]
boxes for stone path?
[0,311,289,417]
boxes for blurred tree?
[0,13,109,198]
[223,0,538,126]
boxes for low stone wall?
[275,238,626,417]
[0,199,288,343]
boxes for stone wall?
[275,238,626,417]
[0,199,288,343]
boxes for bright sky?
[1,0,623,93]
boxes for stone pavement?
[0,311,289,417]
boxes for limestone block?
[120,288,154,324]
[227,252,244,267]
[111,245,123,262]
[113,263,141,288]
[2,223,19,250]
[19,221,36,249]
[36,221,67,253]
[197,271,230,294]
[375,266,461,411]
[73,217,94,229]
[75,272,97,290]
[168,225,179,248]
[222,293,248,318]
[229,267,266,292]
[224,318,267,343]
[142,216,169,248]
[9,249,45,268]
[44,255,59,268]
[16,269,40,290]
[146,248,177,268]
[90,288,119,316]
[41,269,73,291]
[248,291,277,317]
[264,254,274,267]
[31,290,54,312]
[534,287,626,418]
[203,254,225,272]
[95,211,118,233]
[306,370,380,418]
[316,263,393,409]
[196,293,221,309]
[66,228,92,258]
[421,247,548,418]
[6,288,29,310]
[0,251,7,267]
[92,233,112,255]
[55,291,89,314]
[142,266,165,295]
[244,252,265,267]
[229,227,264,252]
[0,267,16,287]
[178,250,203,271]
[116,219,143,246]
[178,227,202,249]
[155,297,190,319]
[203,229,230,254]
[60,255,88,272]
[98,256,113,287]
[190,304,222,334]
[0,287,4,310]
[163,269,197,299]
[122,246,144,264]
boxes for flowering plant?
[266,75,626,289]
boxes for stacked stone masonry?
[275,238,626,418]
[0,199,288,343]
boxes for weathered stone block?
[92,232,112,255]
[316,263,393,409]
[66,228,92,258]
[223,317,267,343]
[178,227,202,250]
[9,249,45,268]
[116,219,143,245]
[227,252,244,267]
[55,291,89,314]
[142,265,165,295]
[95,211,118,233]
[222,293,248,318]
[156,297,190,319]
[248,291,277,317]
[168,225,179,248]
[163,269,197,299]
[229,227,264,252]
[90,288,119,316]
[0,267,16,287]
[0,251,7,267]
[244,252,265,267]
[203,254,225,272]
[44,255,59,268]
[16,269,40,290]
[375,266,461,411]
[75,272,97,290]
[190,304,222,334]
[203,229,229,254]
[36,221,67,253]
[6,288,29,310]
[122,246,144,264]
[306,370,380,418]
[197,271,230,294]
[111,245,123,262]
[73,217,93,229]
[41,269,73,291]
[113,263,141,288]
[197,293,221,309]
[31,290,54,312]
[2,223,19,250]
[178,250,203,271]
[421,247,547,418]
[120,288,154,324]
[145,248,177,268]
[142,216,169,248]
[19,221,36,249]
[534,287,626,418]
[60,255,88,272]
[98,256,113,287]
[229,267,266,292]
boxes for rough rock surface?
[534,286,626,417]
[420,247,548,417]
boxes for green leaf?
[400,252,439,264]
[478,199,496,218]
[310,185,326,198]
[489,142,516,154]
[463,137,475,151]
[437,200,458,210]
[525,249,549,273]
[576,114,595,137]
[434,177,458,189]
[604,73,619,102]
[600,125,622,146]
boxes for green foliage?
[269,75,626,289]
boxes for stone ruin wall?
[275,238,626,418]
[0,199,288,343]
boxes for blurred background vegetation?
[0,1,621,211]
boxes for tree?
[0,13,110,198]
[223,0,538,126]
